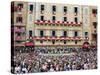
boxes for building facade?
[11,1,97,49]
[11,1,27,47]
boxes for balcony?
[34,20,82,26]
[33,36,82,41]
[15,36,26,41]
[14,27,25,33]
[14,6,23,12]
[14,43,25,46]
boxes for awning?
[83,42,90,48]
[24,42,34,47]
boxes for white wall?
[27,2,35,37]
[35,3,83,22]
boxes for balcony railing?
[15,36,26,41]
[33,36,82,41]
[34,20,82,26]
[14,6,23,12]
[14,28,25,33]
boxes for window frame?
[16,16,23,23]
[93,22,97,29]
[74,17,78,23]
[17,3,23,8]
[63,17,67,21]
[52,30,56,37]
[64,6,67,13]
[75,40,77,44]
[52,5,56,12]
[64,40,66,44]
[40,40,43,44]
[74,31,78,37]
[40,30,44,37]
[29,30,32,37]
[92,9,97,14]
[41,5,44,11]
[74,7,78,13]
[40,16,44,21]
[52,16,56,21]
[63,31,67,37]
[52,40,55,44]
[29,4,33,12]
[85,32,88,37]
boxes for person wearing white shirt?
[14,65,21,74]
[21,67,28,73]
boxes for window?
[30,4,33,11]
[41,5,44,11]
[40,40,43,43]
[40,30,44,37]
[16,17,22,23]
[40,5,44,14]
[52,5,56,12]
[52,31,56,36]
[64,17,67,21]
[74,17,78,23]
[92,9,97,14]
[52,5,56,14]
[64,40,66,44]
[64,6,67,13]
[93,22,97,28]
[92,34,97,40]
[17,33,21,36]
[18,26,21,29]
[52,40,55,44]
[74,7,78,14]
[17,3,23,8]
[75,41,77,44]
[52,16,56,21]
[17,3,23,11]
[94,30,97,33]
[85,32,88,37]
[29,30,32,37]
[63,31,67,37]
[40,16,44,21]
[74,31,78,37]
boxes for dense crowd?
[14,46,82,53]
[12,47,97,74]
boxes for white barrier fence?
[39,53,75,56]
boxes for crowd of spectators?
[12,47,97,74]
